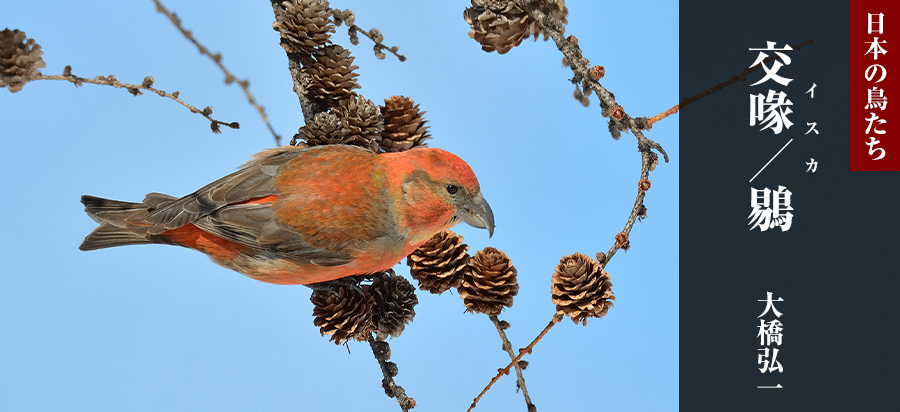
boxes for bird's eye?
[446,184,459,195]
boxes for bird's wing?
[141,146,353,266]
[142,146,299,234]
[193,203,352,266]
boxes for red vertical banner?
[851,5,898,170]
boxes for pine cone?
[333,95,383,152]
[459,247,518,315]
[407,230,469,294]
[379,95,431,153]
[0,29,46,93]
[310,284,375,345]
[463,0,568,55]
[463,1,529,55]
[297,111,348,144]
[366,272,418,341]
[551,253,614,325]
[296,106,380,152]
[272,0,335,55]
[304,45,360,107]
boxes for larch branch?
[153,0,281,145]
[489,315,536,412]
[3,71,238,133]
[468,314,562,412]
[367,333,415,412]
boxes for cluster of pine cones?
[311,271,419,344]
[409,231,614,325]
[310,227,615,345]
[272,0,430,154]
[409,231,519,316]
[308,229,524,345]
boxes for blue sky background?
[1,1,679,410]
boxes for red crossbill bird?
[79,144,494,285]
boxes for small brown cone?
[379,96,432,152]
[304,45,360,107]
[463,0,568,55]
[463,1,529,55]
[0,29,46,93]
[272,0,335,55]
[551,253,615,325]
[297,111,349,145]
[366,272,418,341]
[407,230,470,294]
[333,95,383,152]
[459,247,518,316]
[310,284,375,345]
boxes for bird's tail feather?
[80,195,153,251]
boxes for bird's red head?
[381,147,494,238]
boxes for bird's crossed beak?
[458,192,495,238]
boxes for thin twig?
[601,151,652,267]
[646,104,679,127]
[468,314,562,412]
[153,0,282,145]
[649,39,814,126]
[489,315,535,412]
[367,333,415,411]
[3,71,238,133]
[331,9,406,62]
[350,25,406,62]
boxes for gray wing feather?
[143,147,300,235]
[195,204,352,266]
